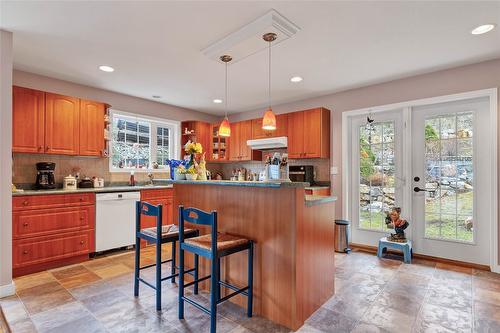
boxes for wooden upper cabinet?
[12,86,45,153]
[45,93,80,155]
[79,100,105,156]
[287,111,305,158]
[239,120,253,160]
[288,108,330,159]
[229,122,241,161]
[303,108,322,158]
[194,121,211,158]
[251,114,288,139]
[228,120,261,162]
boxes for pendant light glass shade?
[218,55,232,137]
[262,33,277,131]
[219,117,231,137]
[262,107,276,130]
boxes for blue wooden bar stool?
[178,206,254,333]
[134,201,200,311]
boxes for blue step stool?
[377,237,412,264]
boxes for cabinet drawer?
[13,231,93,268]
[13,193,95,211]
[13,206,95,239]
[141,188,173,200]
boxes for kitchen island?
[167,180,336,330]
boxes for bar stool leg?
[210,256,218,333]
[156,239,162,311]
[178,245,185,319]
[247,242,253,317]
[134,236,140,297]
[194,254,199,295]
[171,241,176,283]
[216,258,221,301]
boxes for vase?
[186,174,198,181]
[187,154,195,168]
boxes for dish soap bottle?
[129,171,135,186]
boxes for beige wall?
[0,30,14,297]
[13,70,219,123]
[229,58,500,265]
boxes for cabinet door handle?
[38,146,43,151]
[22,200,29,206]
[80,216,85,220]
[23,222,28,227]
[46,146,50,151]
[23,250,28,255]
[79,197,84,201]
[80,240,85,245]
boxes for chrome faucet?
[147,173,154,186]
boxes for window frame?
[108,109,180,173]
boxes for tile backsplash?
[13,151,330,187]
[12,153,169,187]
[207,149,331,182]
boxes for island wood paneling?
[172,184,335,330]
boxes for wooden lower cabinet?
[13,205,94,239]
[13,231,94,270]
[12,193,96,277]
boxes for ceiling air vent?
[201,9,300,64]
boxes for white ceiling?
[1,1,499,115]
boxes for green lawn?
[359,191,473,242]
[425,191,473,242]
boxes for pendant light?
[262,32,277,130]
[218,55,232,137]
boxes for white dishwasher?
[95,191,140,252]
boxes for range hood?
[246,136,287,150]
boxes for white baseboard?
[491,264,500,274]
[0,282,15,298]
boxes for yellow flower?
[195,143,203,153]
[184,141,203,154]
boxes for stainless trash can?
[334,219,351,253]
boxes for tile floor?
[1,248,499,333]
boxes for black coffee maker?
[35,162,56,189]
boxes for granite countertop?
[155,179,310,188]
[12,184,173,196]
[305,195,337,207]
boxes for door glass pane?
[359,121,396,231]
[424,112,474,242]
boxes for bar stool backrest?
[136,201,163,232]
[179,206,218,254]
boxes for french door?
[411,97,491,265]
[347,95,494,266]
[349,109,406,246]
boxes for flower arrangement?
[181,141,206,181]
[184,141,203,155]
[181,165,197,175]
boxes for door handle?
[413,187,436,193]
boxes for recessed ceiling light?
[213,99,223,104]
[471,24,496,35]
[290,76,303,83]
[99,65,114,72]
[152,95,161,99]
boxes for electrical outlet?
[330,166,338,175]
